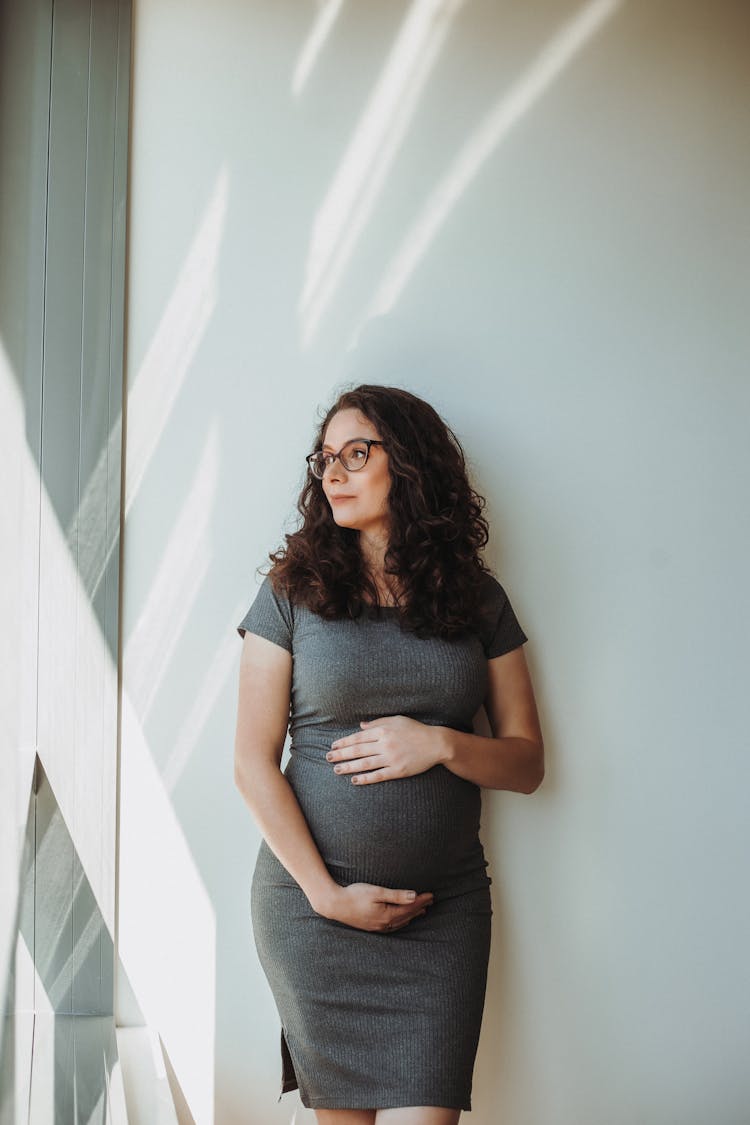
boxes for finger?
[378,888,418,906]
[373,901,433,932]
[327,734,379,758]
[392,897,433,918]
[393,906,429,925]
[331,730,381,747]
[402,908,428,926]
[384,908,428,933]
[378,889,433,907]
[332,749,381,769]
[351,769,391,785]
[332,755,380,775]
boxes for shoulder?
[236,572,296,648]
[476,569,511,612]
[264,571,295,607]
[475,569,528,659]
[254,572,295,611]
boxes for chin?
[332,515,361,530]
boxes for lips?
[330,494,355,502]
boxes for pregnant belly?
[285,749,489,895]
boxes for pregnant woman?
[234,384,544,1124]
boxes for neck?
[359,529,388,574]
[358,529,399,604]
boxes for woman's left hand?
[326,716,446,785]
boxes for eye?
[308,451,333,476]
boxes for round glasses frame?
[306,438,384,480]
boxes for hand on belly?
[294,757,482,891]
[314,882,434,933]
[326,714,447,785]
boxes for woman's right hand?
[313,883,434,932]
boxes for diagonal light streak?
[68,166,229,609]
[162,600,248,794]
[293,0,346,97]
[356,0,622,330]
[299,0,466,348]
[124,423,219,721]
[124,166,228,516]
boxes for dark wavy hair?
[266,384,492,639]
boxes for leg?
[315,1111,376,1125]
[375,1110,460,1125]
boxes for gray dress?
[237,572,527,1111]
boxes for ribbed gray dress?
[237,572,527,1111]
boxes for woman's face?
[320,408,391,540]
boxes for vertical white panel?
[1,0,131,1117]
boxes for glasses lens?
[308,453,327,478]
[340,441,370,471]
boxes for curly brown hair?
[266,384,492,639]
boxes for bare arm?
[233,631,432,930]
[439,645,544,792]
[233,632,338,906]
[327,645,544,793]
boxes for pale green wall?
[125,1,750,1122]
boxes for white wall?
[125,1,750,1122]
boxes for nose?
[324,456,347,483]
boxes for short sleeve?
[236,575,294,652]
[478,573,528,659]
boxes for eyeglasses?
[306,438,384,479]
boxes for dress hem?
[295,1094,471,1111]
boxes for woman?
[234,385,544,1125]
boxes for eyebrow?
[321,435,374,452]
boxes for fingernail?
[333,765,342,773]
[326,752,333,761]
